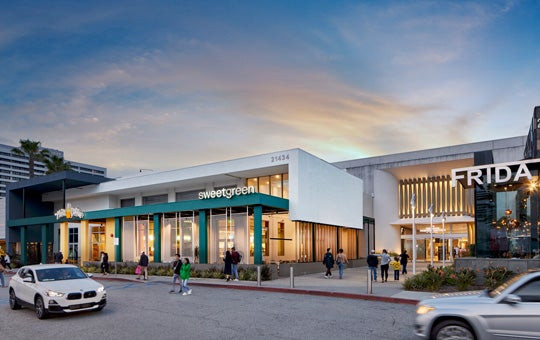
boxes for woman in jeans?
[380,249,391,283]
[336,248,348,279]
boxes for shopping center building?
[5,149,363,265]
[5,107,540,266]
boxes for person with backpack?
[180,257,192,295]
[322,248,335,279]
[170,254,182,293]
[231,247,242,281]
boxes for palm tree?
[11,139,50,177]
[44,155,72,174]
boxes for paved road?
[0,280,418,340]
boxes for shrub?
[453,268,476,291]
[484,266,514,289]
[403,268,444,291]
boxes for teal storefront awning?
[7,193,289,227]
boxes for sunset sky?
[1,1,539,178]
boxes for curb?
[94,277,419,305]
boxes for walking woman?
[180,258,192,295]
[224,250,233,282]
[380,249,391,283]
[336,248,348,279]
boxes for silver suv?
[415,270,540,339]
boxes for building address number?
[271,153,290,162]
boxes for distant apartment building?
[0,143,106,248]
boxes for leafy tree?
[11,139,50,177]
[44,154,72,174]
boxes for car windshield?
[488,272,528,298]
[35,268,88,282]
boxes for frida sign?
[451,159,540,187]
[198,186,256,199]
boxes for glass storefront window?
[247,178,258,190]
[475,173,539,258]
[89,223,105,261]
[259,176,270,195]
[278,222,285,256]
[271,175,282,197]
[122,217,135,261]
[209,208,248,264]
[249,218,269,257]
[68,224,79,263]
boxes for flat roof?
[6,170,112,194]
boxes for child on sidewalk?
[390,256,401,281]
[180,257,192,296]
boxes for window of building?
[271,175,282,197]
[142,194,168,205]
[246,173,289,199]
[258,176,270,195]
[277,222,285,256]
[89,223,105,261]
[68,226,79,263]
[176,189,204,202]
[121,198,135,207]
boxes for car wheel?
[432,319,475,340]
[34,296,49,319]
[9,289,21,310]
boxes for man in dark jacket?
[170,254,182,293]
[54,251,64,264]
[367,250,378,282]
[323,248,334,279]
[137,251,149,280]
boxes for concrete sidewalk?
[91,264,438,304]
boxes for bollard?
[290,266,294,288]
[257,265,262,287]
[367,268,372,294]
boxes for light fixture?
[183,234,192,242]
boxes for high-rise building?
[0,143,107,198]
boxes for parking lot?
[0,278,418,339]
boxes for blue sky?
[1,0,539,177]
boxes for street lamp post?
[428,204,434,267]
[411,194,416,275]
[441,211,446,267]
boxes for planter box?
[455,258,540,285]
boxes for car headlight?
[416,305,435,315]
[45,289,65,297]
[97,286,105,293]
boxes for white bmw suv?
[9,264,106,319]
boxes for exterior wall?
[373,169,400,252]
[290,150,363,229]
[105,218,116,261]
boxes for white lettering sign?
[198,186,256,199]
[451,159,539,187]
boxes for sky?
[1,0,540,178]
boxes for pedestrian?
[224,250,233,282]
[170,254,182,293]
[180,258,192,296]
[4,253,11,270]
[231,247,241,281]
[367,250,378,282]
[54,251,63,264]
[390,256,401,281]
[399,249,409,275]
[322,248,334,278]
[0,260,5,288]
[336,248,348,279]
[380,249,391,282]
[137,251,149,280]
[100,251,109,275]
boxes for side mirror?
[503,294,521,304]
[87,273,93,278]
[23,276,34,283]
